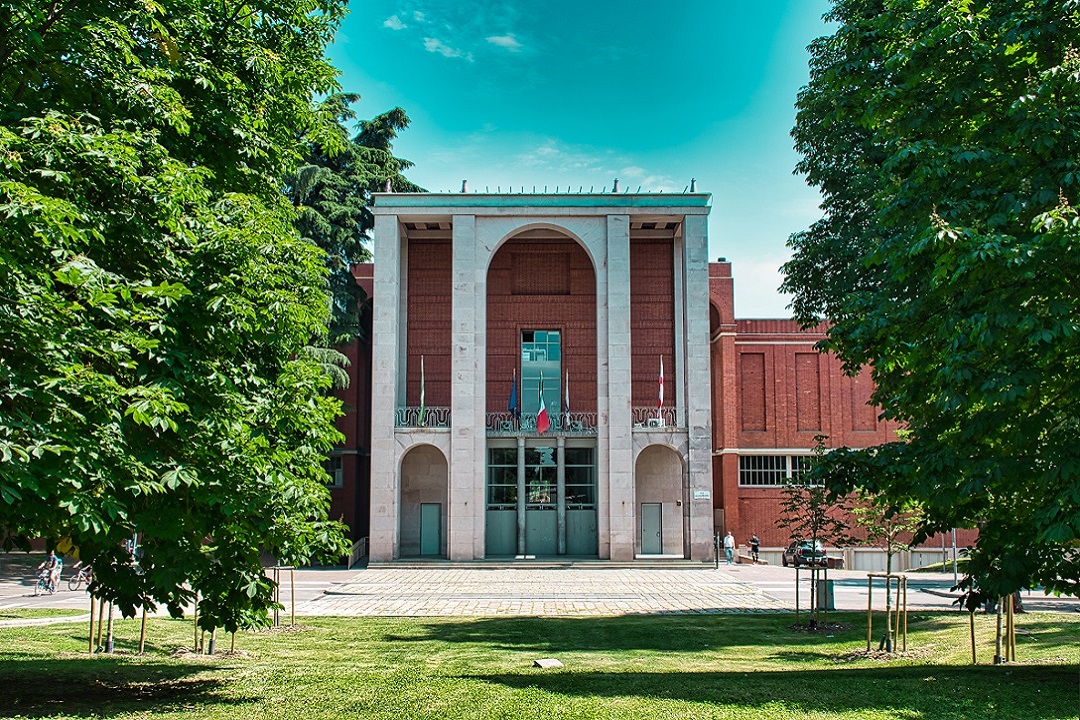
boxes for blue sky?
[329,1,833,317]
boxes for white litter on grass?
[533,658,563,669]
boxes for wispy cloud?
[486,34,522,52]
[510,140,677,192]
[383,2,531,62]
[423,37,473,61]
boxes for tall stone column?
[450,215,485,560]
[682,213,715,560]
[605,214,635,560]
[370,213,402,561]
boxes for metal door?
[641,503,662,554]
[420,503,441,556]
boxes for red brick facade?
[333,256,960,556]
[486,235,598,412]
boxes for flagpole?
[658,355,664,423]
[418,355,426,427]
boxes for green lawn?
[0,608,86,620]
[0,612,1076,719]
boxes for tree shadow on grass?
[381,614,863,654]
[462,666,1078,719]
[0,656,255,718]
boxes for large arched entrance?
[483,228,599,558]
[399,445,448,558]
[635,445,685,556]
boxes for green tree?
[776,442,853,627]
[288,94,422,344]
[782,0,1080,606]
[851,493,924,650]
[0,1,350,631]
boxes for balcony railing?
[632,406,680,429]
[485,411,598,436]
[395,406,451,429]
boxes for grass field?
[0,612,1076,719]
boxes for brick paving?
[304,566,787,617]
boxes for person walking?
[749,534,760,564]
[723,531,735,565]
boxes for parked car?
[782,540,827,567]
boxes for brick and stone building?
[326,190,962,566]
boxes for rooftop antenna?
[682,185,689,193]
[636,186,642,193]
[497,185,501,192]
[461,179,468,193]
[533,185,537,193]
[690,178,697,192]
[612,178,620,193]
[589,185,594,192]
[485,186,490,192]
[384,178,392,192]
[578,186,582,193]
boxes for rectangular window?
[521,329,561,417]
[564,447,596,508]
[737,455,819,487]
[325,456,343,488]
[486,447,518,509]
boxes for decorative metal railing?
[631,406,680,429]
[395,406,451,428]
[485,411,598,436]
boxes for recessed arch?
[399,444,448,558]
[485,222,598,276]
[635,444,686,557]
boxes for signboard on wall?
[693,490,711,500]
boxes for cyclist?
[38,550,63,592]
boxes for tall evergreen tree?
[288,94,423,344]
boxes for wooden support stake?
[88,595,96,654]
[994,600,1004,664]
[138,606,147,654]
[105,602,114,653]
[231,631,236,653]
[969,611,977,665]
[866,577,873,652]
[794,567,800,626]
[193,592,199,651]
[96,597,105,650]
[901,576,908,652]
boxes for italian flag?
[536,372,550,434]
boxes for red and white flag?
[536,372,550,434]
[658,355,664,418]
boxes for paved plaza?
[312,566,786,616]
[2,562,1076,625]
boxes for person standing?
[749,534,761,564]
[723,531,735,565]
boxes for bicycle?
[33,568,55,596]
[67,562,92,591]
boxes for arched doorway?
[399,445,448,558]
[635,445,685,556]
